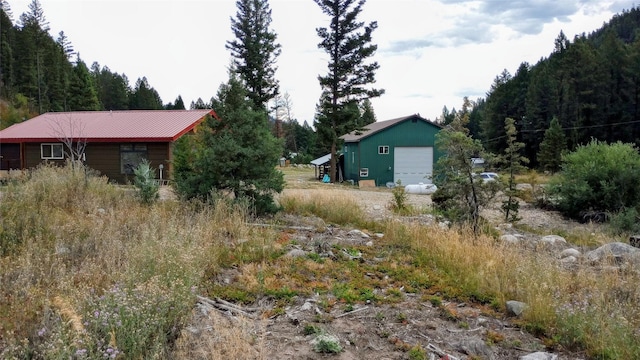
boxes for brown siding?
[22,142,172,184]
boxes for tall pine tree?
[314,0,384,182]
[226,0,281,111]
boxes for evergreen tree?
[173,95,185,110]
[537,117,567,173]
[433,99,496,237]
[314,0,384,182]
[67,56,99,111]
[129,77,163,110]
[500,117,529,222]
[359,98,376,126]
[173,74,284,214]
[226,0,281,111]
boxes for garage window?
[378,145,389,154]
[41,143,64,160]
[359,168,369,177]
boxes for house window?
[120,144,148,174]
[41,143,64,160]
[378,145,389,154]
[360,168,369,177]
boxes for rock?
[520,352,558,360]
[285,249,307,258]
[438,221,450,229]
[560,248,581,258]
[374,233,384,238]
[506,300,528,316]
[586,242,640,264]
[348,229,370,238]
[96,208,107,215]
[365,241,374,247]
[455,337,494,360]
[516,183,533,191]
[373,205,382,211]
[539,235,567,246]
[559,256,577,264]
[500,234,522,244]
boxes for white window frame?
[41,143,64,160]
[378,145,389,154]
[359,168,369,177]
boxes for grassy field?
[1,164,639,359]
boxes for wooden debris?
[196,295,259,319]
[334,306,369,318]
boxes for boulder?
[506,300,527,316]
[520,352,558,360]
[348,229,370,238]
[500,234,522,245]
[285,249,307,258]
[586,242,640,264]
[455,337,494,360]
[539,235,567,246]
[560,248,581,259]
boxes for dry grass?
[2,164,639,359]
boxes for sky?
[7,0,639,123]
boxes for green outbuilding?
[341,114,443,187]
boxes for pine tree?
[173,74,284,215]
[314,0,384,182]
[500,117,529,222]
[359,98,376,126]
[129,77,163,110]
[67,56,99,111]
[537,117,567,173]
[226,0,281,111]
[433,99,495,238]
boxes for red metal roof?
[0,110,217,143]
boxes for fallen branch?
[246,223,316,231]
[196,295,258,319]
[335,306,369,318]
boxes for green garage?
[341,114,442,186]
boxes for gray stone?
[516,183,533,191]
[586,242,640,264]
[539,235,567,246]
[373,205,382,211]
[374,233,384,238]
[500,234,521,244]
[560,248,581,258]
[455,337,494,360]
[285,249,307,258]
[520,352,558,360]
[559,256,577,264]
[348,229,370,238]
[506,300,528,316]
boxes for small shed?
[341,114,442,186]
[310,153,343,182]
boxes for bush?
[609,207,640,235]
[550,140,640,219]
[133,160,159,204]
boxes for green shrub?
[550,140,640,219]
[133,160,159,204]
[609,207,640,235]
[390,180,408,213]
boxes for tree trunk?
[330,142,337,183]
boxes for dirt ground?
[179,168,588,360]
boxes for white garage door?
[394,147,434,185]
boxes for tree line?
[0,0,180,129]
[463,6,640,167]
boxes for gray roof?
[310,153,331,166]
[341,114,441,143]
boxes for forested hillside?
[476,6,640,166]
[0,0,172,129]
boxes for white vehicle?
[479,172,499,182]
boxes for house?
[341,114,442,186]
[0,109,216,183]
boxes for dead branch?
[196,295,258,319]
[334,306,369,318]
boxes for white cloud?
[7,0,638,122]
